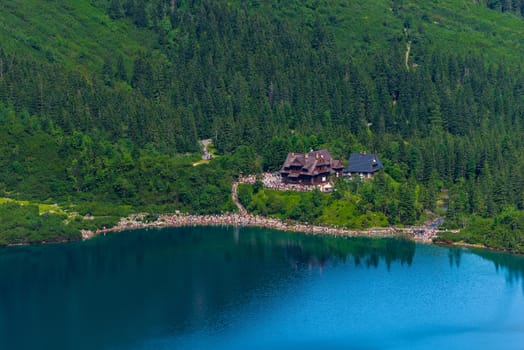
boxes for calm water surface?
[0,227,523,350]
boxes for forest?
[0,0,522,249]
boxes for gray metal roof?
[346,153,383,173]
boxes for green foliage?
[0,104,237,215]
[245,176,408,229]
[481,0,524,17]
[0,0,523,248]
[0,202,81,245]
[0,0,153,70]
[438,209,524,254]
[237,184,254,208]
[2,0,523,154]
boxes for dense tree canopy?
[0,0,522,246]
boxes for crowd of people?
[239,172,317,192]
[82,212,439,243]
[79,172,441,243]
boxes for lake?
[0,226,523,349]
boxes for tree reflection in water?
[449,246,524,291]
[279,234,415,270]
[0,226,416,350]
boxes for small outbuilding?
[345,153,383,179]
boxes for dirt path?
[199,139,213,160]
[231,182,247,214]
[80,182,452,244]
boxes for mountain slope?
[0,0,154,72]
[0,0,522,246]
[242,0,524,63]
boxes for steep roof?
[346,153,383,173]
[280,149,342,177]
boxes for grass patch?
[0,0,156,71]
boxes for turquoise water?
[0,227,523,350]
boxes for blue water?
[0,227,523,349]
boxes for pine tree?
[134,0,149,27]
[109,0,125,19]
[115,55,128,82]
[398,182,417,225]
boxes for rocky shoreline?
[82,212,443,243]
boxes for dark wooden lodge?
[280,149,344,185]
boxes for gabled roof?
[346,153,383,173]
[280,149,342,177]
[332,159,344,170]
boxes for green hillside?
[0,0,154,72]
[2,1,524,72]
[244,0,524,62]
[0,0,522,249]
